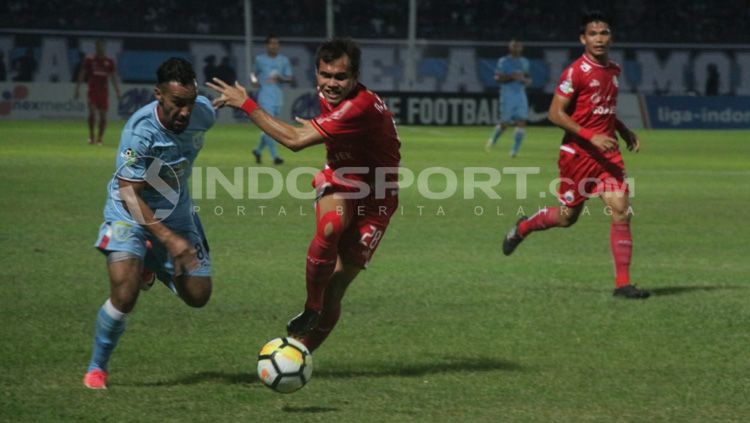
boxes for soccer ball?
[257,337,313,393]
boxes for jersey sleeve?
[555,65,580,98]
[311,100,370,141]
[196,95,217,129]
[495,57,505,75]
[115,129,152,181]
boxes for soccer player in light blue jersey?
[83,58,216,389]
[251,35,293,165]
[486,39,532,157]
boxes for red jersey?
[556,54,621,158]
[311,83,401,185]
[83,55,116,92]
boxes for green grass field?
[1,120,749,421]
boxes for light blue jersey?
[254,53,292,109]
[496,55,530,123]
[95,95,216,277]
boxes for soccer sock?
[87,114,95,140]
[265,134,279,159]
[610,222,633,287]
[512,128,525,155]
[301,305,341,352]
[490,124,504,145]
[518,207,561,238]
[304,209,343,311]
[97,118,107,142]
[87,299,127,372]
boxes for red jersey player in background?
[502,11,649,299]
[208,38,401,350]
[74,39,121,145]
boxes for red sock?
[304,209,343,311]
[611,222,632,287]
[518,207,561,237]
[301,305,341,352]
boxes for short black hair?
[580,10,611,34]
[315,38,361,76]
[265,34,278,44]
[156,57,196,86]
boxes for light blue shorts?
[500,95,529,123]
[94,211,211,279]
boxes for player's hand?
[621,130,641,153]
[166,235,199,277]
[206,78,249,109]
[591,134,618,153]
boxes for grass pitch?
[1,120,749,421]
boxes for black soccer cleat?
[286,309,321,337]
[273,157,284,165]
[613,284,651,299]
[252,150,261,164]
[502,216,527,256]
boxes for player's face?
[509,41,523,56]
[316,55,357,107]
[266,38,280,56]
[580,21,612,60]
[155,82,198,134]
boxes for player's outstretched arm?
[615,119,640,153]
[206,78,323,152]
[548,94,617,152]
[118,178,199,276]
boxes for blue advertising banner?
[645,96,750,129]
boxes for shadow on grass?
[650,285,746,296]
[281,406,339,413]
[129,356,521,387]
[315,357,522,379]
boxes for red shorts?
[313,168,398,268]
[557,145,628,207]
[87,89,109,111]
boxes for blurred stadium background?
[1,0,749,128]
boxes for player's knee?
[178,277,212,308]
[558,210,580,228]
[110,285,139,313]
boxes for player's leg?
[301,258,361,352]
[503,203,583,255]
[288,193,353,336]
[96,108,107,144]
[511,120,527,158]
[486,96,508,150]
[84,254,142,389]
[601,191,648,298]
[86,102,96,144]
[166,212,213,306]
[173,275,212,307]
[267,106,283,164]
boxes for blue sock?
[490,125,504,145]
[255,136,266,155]
[512,128,525,155]
[265,134,279,159]
[87,299,127,372]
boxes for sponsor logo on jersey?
[589,79,600,88]
[563,190,575,204]
[591,93,601,104]
[580,62,592,73]
[592,105,617,115]
[559,79,574,95]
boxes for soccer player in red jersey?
[207,38,401,350]
[502,11,649,299]
[74,40,122,145]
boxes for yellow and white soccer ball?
[257,337,313,393]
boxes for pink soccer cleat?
[83,369,108,390]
